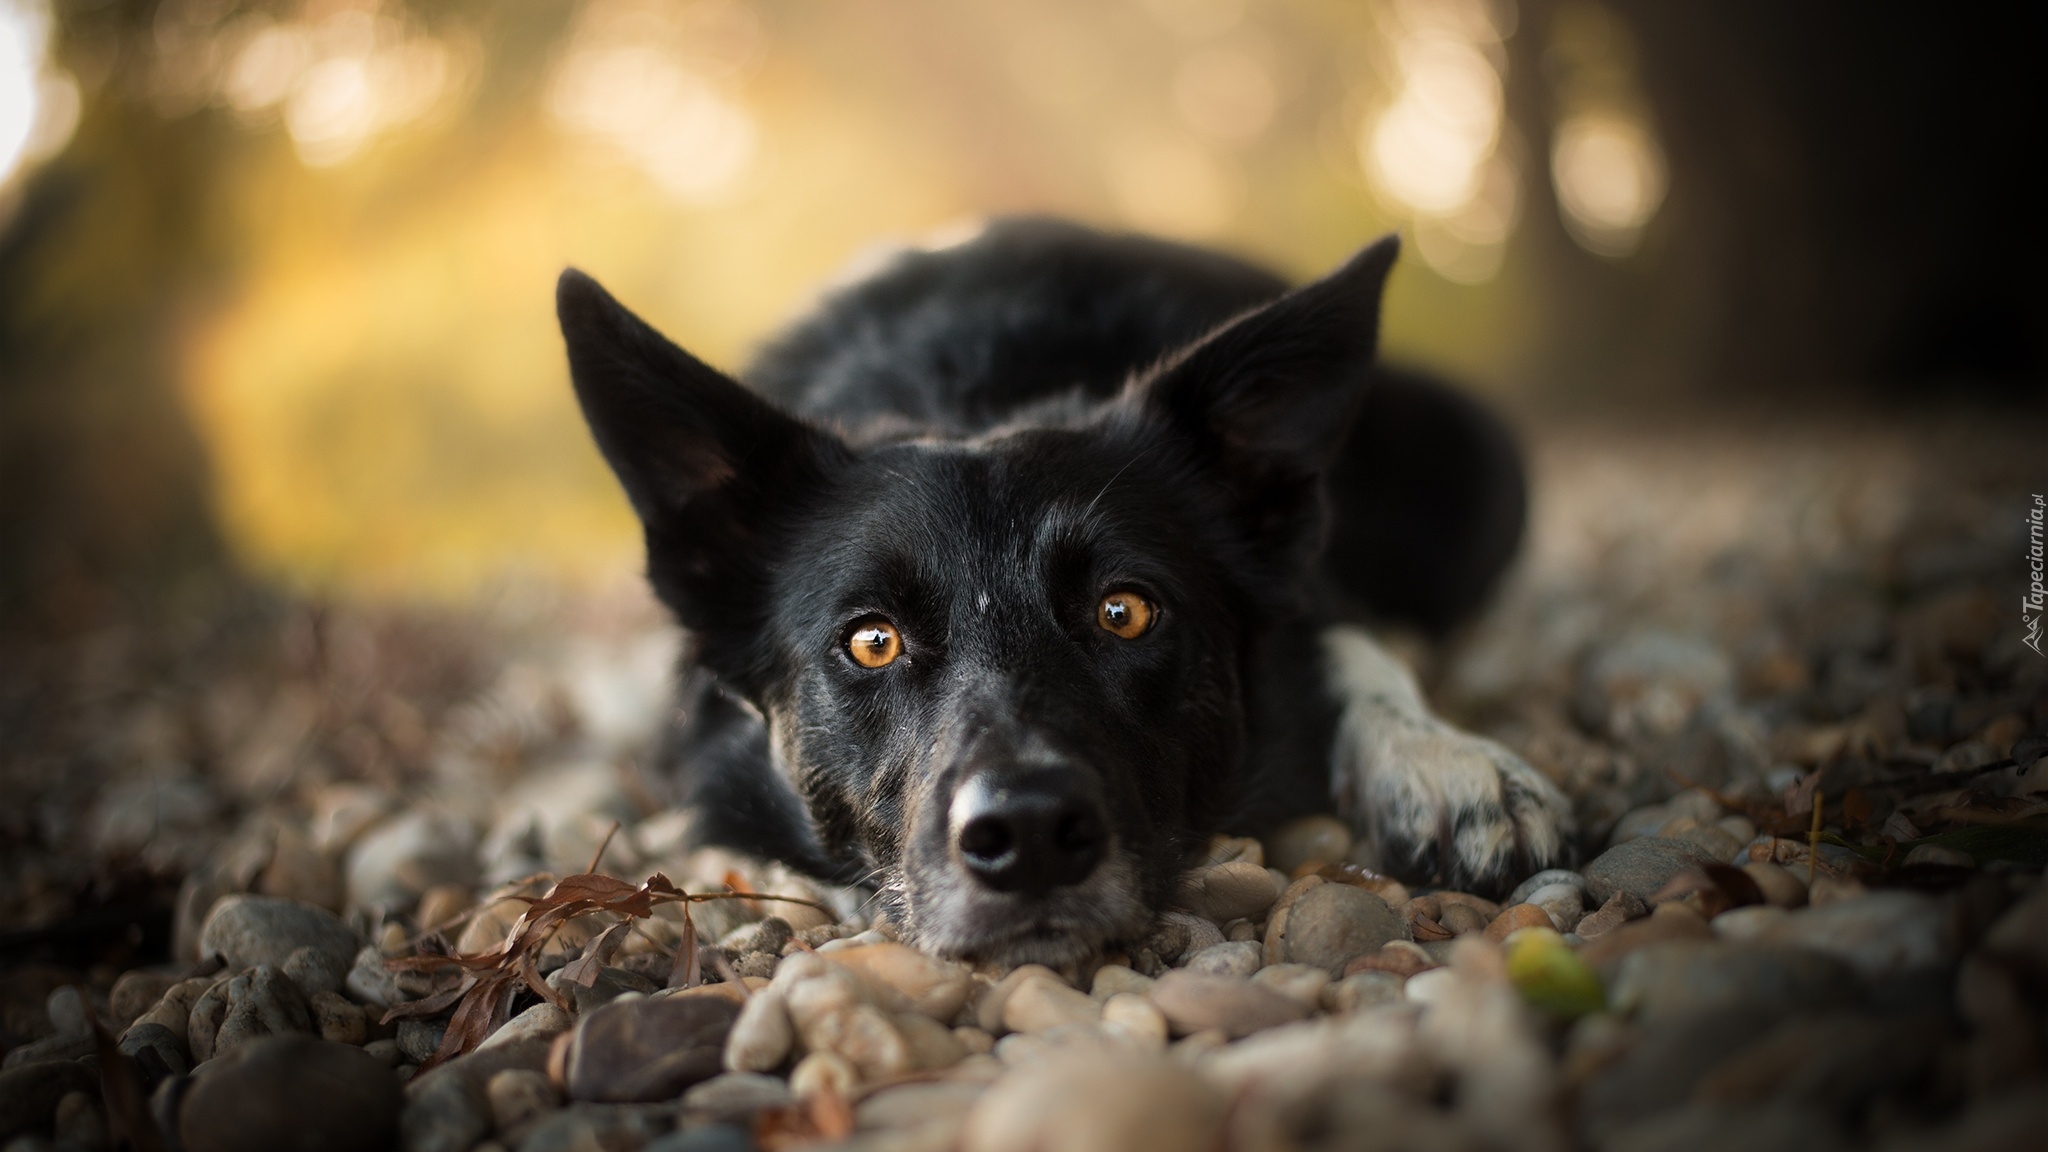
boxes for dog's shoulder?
[745,217,1288,432]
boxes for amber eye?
[846,618,902,668]
[1097,591,1156,640]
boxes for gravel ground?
[2,411,2045,1152]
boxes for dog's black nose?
[949,769,1107,894]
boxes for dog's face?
[558,237,1396,966]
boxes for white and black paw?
[1341,717,1576,898]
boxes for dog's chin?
[897,852,1155,970]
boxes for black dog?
[558,219,1571,967]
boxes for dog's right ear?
[557,270,846,677]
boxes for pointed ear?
[558,269,845,672]
[1130,234,1399,559]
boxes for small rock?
[1903,844,1975,868]
[1174,861,1280,923]
[512,1102,671,1152]
[681,1071,792,1122]
[346,809,479,913]
[961,1052,1226,1152]
[1265,881,1404,975]
[179,1035,401,1152]
[1608,941,1860,1022]
[819,942,973,1020]
[1101,993,1169,1050]
[485,1068,558,1134]
[398,1018,447,1065]
[453,898,525,957]
[110,971,181,1027]
[478,1003,571,1053]
[1144,912,1224,965]
[1712,905,1790,942]
[1184,941,1263,979]
[1609,804,1673,846]
[1265,815,1353,873]
[973,965,1057,1032]
[308,989,367,1045]
[283,943,350,997]
[1676,824,1747,863]
[722,986,793,1073]
[1574,890,1651,940]
[363,1038,402,1066]
[1344,940,1437,978]
[120,1021,191,1077]
[717,916,792,958]
[787,1050,857,1099]
[954,1026,995,1054]
[1583,837,1723,905]
[1740,862,1808,908]
[566,995,740,1103]
[1002,974,1103,1033]
[1148,969,1310,1038]
[1760,890,1958,979]
[1322,970,1406,1013]
[1574,631,1733,742]
[1506,869,1588,907]
[856,1080,985,1138]
[0,1060,96,1140]
[1250,963,1331,1008]
[1484,903,1554,942]
[53,1089,106,1151]
[1402,967,1458,1005]
[414,885,473,934]
[345,946,408,1009]
[133,977,211,1043]
[1088,965,1155,1001]
[212,966,314,1059]
[197,895,361,978]
[1438,901,1488,935]
[1525,883,1586,932]
[1981,887,2048,979]
[897,1009,969,1070]
[1580,902,1715,967]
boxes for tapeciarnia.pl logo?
[2026,493,2045,657]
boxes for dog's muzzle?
[947,766,1107,895]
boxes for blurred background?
[0,1,2043,960]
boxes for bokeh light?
[0,0,76,190]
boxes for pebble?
[1088,964,1155,1001]
[53,1089,105,1150]
[898,1008,969,1069]
[961,1052,1226,1152]
[1484,903,1554,942]
[1760,890,1958,979]
[1144,911,1225,965]
[1981,886,2048,976]
[130,977,211,1043]
[1101,993,1169,1049]
[478,1002,572,1052]
[398,1018,447,1064]
[1402,967,1458,1005]
[453,898,525,957]
[110,971,180,1026]
[1506,869,1588,907]
[1608,940,1859,1022]
[282,943,350,997]
[975,965,1060,1032]
[0,1060,96,1140]
[1675,824,1747,863]
[1740,861,1808,908]
[1345,940,1436,978]
[1174,861,1280,923]
[485,1068,558,1135]
[1264,881,1404,975]
[1002,973,1103,1033]
[308,989,367,1044]
[1321,970,1406,1013]
[819,942,974,1020]
[722,985,793,1072]
[1184,940,1263,978]
[414,885,473,934]
[546,963,657,1015]
[345,809,479,912]
[1903,844,1974,867]
[1711,905,1790,941]
[1149,969,1310,1038]
[787,1050,857,1099]
[1264,815,1353,873]
[197,894,361,978]
[1524,883,1586,931]
[566,995,740,1102]
[1582,837,1724,905]
[1250,963,1331,1008]
[1438,901,1488,935]
[513,1103,672,1152]
[179,1035,401,1152]
[681,1071,793,1121]
[345,946,408,1008]
[1574,889,1651,940]
[120,1021,190,1076]
[212,966,314,1059]
[1580,902,1713,967]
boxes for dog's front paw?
[1342,716,1576,898]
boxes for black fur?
[559,219,1531,964]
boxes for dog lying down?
[556,219,1574,968]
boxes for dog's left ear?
[1132,234,1400,562]
[557,269,847,688]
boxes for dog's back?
[746,218,1525,635]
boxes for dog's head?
[558,236,1397,967]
